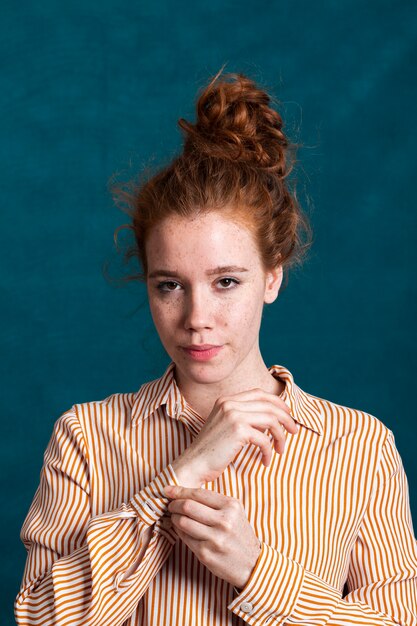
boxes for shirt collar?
[131,361,323,436]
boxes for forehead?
[146,212,260,269]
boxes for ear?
[263,265,283,305]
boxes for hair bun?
[178,68,290,175]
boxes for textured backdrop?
[2,0,416,621]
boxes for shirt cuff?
[227,542,303,623]
[129,463,181,544]
[227,541,340,625]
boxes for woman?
[15,69,417,625]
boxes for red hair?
[109,66,313,292]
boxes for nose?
[183,286,214,332]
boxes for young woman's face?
[145,211,282,383]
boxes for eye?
[155,277,240,293]
[156,281,181,292]
[217,277,240,289]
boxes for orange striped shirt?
[15,361,417,625]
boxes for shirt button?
[240,601,253,614]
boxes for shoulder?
[52,390,139,438]
[300,387,396,491]
[303,385,391,446]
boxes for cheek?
[222,294,262,328]
[148,298,166,326]
[149,297,181,328]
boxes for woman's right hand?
[170,387,299,486]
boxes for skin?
[144,210,298,589]
[145,210,284,416]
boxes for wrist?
[171,454,206,488]
[236,538,262,589]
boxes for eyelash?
[156,277,241,293]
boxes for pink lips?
[182,345,224,361]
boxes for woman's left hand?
[164,484,262,589]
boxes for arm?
[227,429,417,625]
[14,408,180,626]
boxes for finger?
[174,523,208,555]
[170,512,213,541]
[168,498,219,526]
[272,426,287,456]
[268,422,290,456]
[226,400,299,434]
[253,410,299,443]
[247,430,284,465]
[164,485,228,509]
[218,386,291,412]
[244,419,287,461]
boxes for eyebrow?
[147,265,249,279]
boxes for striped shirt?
[15,360,417,625]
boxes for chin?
[174,350,232,382]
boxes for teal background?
[2,0,416,621]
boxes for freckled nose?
[184,290,213,330]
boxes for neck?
[173,352,285,420]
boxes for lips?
[181,345,224,361]
[183,344,221,350]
